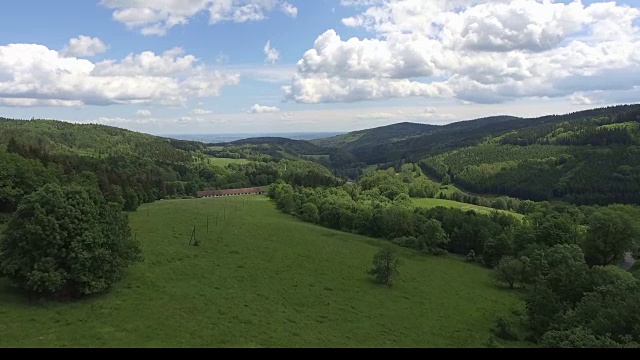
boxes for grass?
[206,157,250,167]
[0,196,527,348]
[412,198,524,219]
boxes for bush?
[430,248,449,256]
[492,316,520,341]
[393,237,418,249]
[0,184,143,299]
[466,250,477,262]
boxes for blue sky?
[0,0,638,134]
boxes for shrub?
[0,184,143,299]
[492,316,520,341]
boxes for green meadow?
[0,196,525,348]
[206,157,251,167]
[412,198,524,219]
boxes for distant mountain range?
[164,132,344,143]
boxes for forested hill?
[312,105,640,165]
[220,137,328,156]
[0,118,341,214]
[0,117,205,161]
[311,122,437,149]
[419,105,640,205]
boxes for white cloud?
[568,93,594,105]
[248,104,280,113]
[356,107,448,120]
[285,0,640,104]
[280,2,298,18]
[61,36,109,57]
[263,40,280,64]
[0,43,240,107]
[283,75,452,103]
[101,0,298,36]
[192,108,212,115]
[136,109,152,117]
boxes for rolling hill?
[0,196,524,347]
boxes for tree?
[540,327,621,348]
[123,187,140,211]
[483,234,514,268]
[0,184,142,299]
[442,173,451,185]
[494,256,523,289]
[582,210,638,266]
[367,248,401,287]
[300,202,320,224]
[416,219,449,254]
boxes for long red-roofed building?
[197,187,264,198]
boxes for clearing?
[206,157,250,167]
[412,198,524,219]
[0,196,525,348]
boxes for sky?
[0,0,639,135]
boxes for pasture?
[206,157,250,167]
[412,198,524,219]
[0,196,525,348]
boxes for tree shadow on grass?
[0,277,119,308]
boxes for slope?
[0,196,525,348]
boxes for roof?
[197,187,264,197]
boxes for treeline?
[421,143,640,205]
[268,172,638,267]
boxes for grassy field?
[0,196,526,348]
[206,157,250,167]
[412,198,524,219]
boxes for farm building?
[197,187,264,198]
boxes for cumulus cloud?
[285,0,640,104]
[248,104,280,113]
[191,108,212,115]
[101,0,298,36]
[61,36,109,57]
[0,43,240,107]
[264,40,280,64]
[136,109,152,117]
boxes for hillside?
[311,122,437,149]
[0,118,341,214]
[221,137,329,156]
[0,118,203,161]
[0,196,524,347]
[420,107,640,205]
[311,105,640,165]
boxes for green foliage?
[0,184,142,298]
[492,316,520,341]
[368,248,401,287]
[540,327,623,348]
[494,257,524,289]
[300,202,320,224]
[582,209,638,266]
